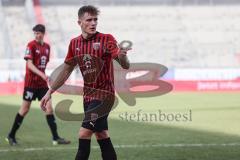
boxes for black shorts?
[23,87,48,102]
[81,100,110,132]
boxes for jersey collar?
[81,32,99,41]
[34,40,44,46]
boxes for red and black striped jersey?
[64,32,120,103]
[24,40,50,88]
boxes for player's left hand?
[40,90,52,111]
[119,47,132,55]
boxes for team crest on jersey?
[93,42,100,50]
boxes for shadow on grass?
[1,103,240,160]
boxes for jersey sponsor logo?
[80,54,104,83]
[76,47,80,52]
[39,56,47,68]
[83,68,97,76]
[25,91,33,100]
[83,54,92,69]
[93,42,100,51]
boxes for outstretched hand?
[119,47,132,55]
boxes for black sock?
[46,114,60,140]
[8,113,24,138]
[75,139,91,160]
[97,138,117,160]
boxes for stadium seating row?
[1,5,240,69]
[2,6,32,59]
[41,6,240,67]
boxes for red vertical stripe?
[71,33,116,103]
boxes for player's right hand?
[40,73,48,82]
[40,90,51,111]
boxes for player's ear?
[77,19,81,26]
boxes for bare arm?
[40,62,75,109]
[27,60,48,81]
[49,62,75,92]
[114,48,131,69]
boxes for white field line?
[1,143,240,153]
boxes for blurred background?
[1,0,240,93]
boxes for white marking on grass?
[1,143,240,153]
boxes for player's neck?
[35,40,44,45]
[82,32,95,40]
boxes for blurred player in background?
[41,5,130,160]
[5,24,70,146]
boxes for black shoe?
[5,136,18,146]
[52,138,71,145]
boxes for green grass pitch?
[0,92,240,160]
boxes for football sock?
[8,113,24,138]
[75,139,91,160]
[97,138,117,160]
[46,114,60,140]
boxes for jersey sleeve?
[47,44,50,62]
[64,40,77,66]
[106,34,120,59]
[24,43,34,60]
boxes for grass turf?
[0,92,240,160]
